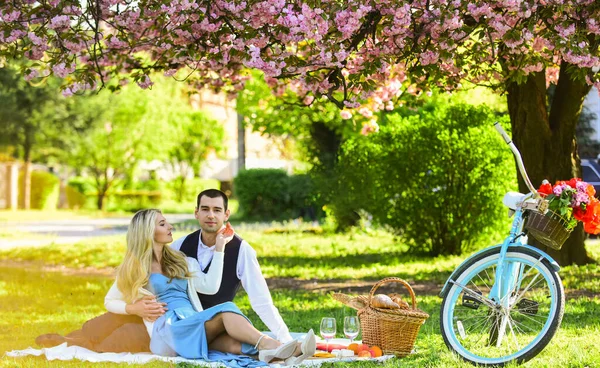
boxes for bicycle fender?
[438,244,560,298]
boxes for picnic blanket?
[5,334,394,367]
[5,343,394,367]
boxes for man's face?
[195,195,230,233]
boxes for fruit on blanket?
[347,343,359,354]
[358,350,372,358]
[370,346,383,357]
[360,344,372,352]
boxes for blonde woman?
[105,209,316,366]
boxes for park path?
[0,214,194,249]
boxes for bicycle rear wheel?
[440,246,564,366]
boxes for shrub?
[66,185,87,209]
[66,177,97,210]
[333,104,516,256]
[234,169,291,220]
[106,190,162,212]
[18,170,60,210]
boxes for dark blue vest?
[179,230,242,309]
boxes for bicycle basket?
[524,210,572,250]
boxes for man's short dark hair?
[197,189,228,211]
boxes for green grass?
[1,228,599,367]
[1,264,599,367]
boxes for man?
[36,189,292,352]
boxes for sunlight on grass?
[1,265,598,368]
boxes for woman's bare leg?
[204,312,280,350]
[208,333,242,355]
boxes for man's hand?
[215,223,235,252]
[125,295,167,322]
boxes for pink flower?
[137,75,154,89]
[360,120,379,136]
[340,110,352,119]
[303,95,314,105]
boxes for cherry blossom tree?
[1,0,599,264]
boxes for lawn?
[1,227,599,367]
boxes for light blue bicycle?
[439,123,565,366]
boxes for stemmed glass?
[320,317,336,352]
[343,316,360,344]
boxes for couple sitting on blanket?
[36,189,316,366]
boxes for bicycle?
[439,123,565,366]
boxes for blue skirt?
[150,301,264,367]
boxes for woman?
[105,209,316,366]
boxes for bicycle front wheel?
[440,246,564,366]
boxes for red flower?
[567,178,581,188]
[538,182,553,196]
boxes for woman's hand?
[215,222,235,252]
[125,295,168,321]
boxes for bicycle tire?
[440,246,564,366]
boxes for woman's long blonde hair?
[116,209,191,303]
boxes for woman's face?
[154,213,173,245]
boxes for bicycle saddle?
[502,191,529,210]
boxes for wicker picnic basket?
[334,277,429,357]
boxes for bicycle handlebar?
[494,122,539,197]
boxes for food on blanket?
[371,294,400,309]
[388,293,410,309]
[347,343,360,354]
[369,346,383,357]
[349,295,369,309]
[332,349,355,358]
[314,351,336,358]
[316,342,348,352]
[360,344,372,352]
[358,350,373,358]
[341,349,355,357]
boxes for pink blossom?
[24,69,39,81]
[137,75,154,89]
[1,10,21,22]
[340,110,353,119]
[52,62,76,78]
[303,94,314,105]
[49,15,70,29]
[360,120,379,136]
[419,51,439,66]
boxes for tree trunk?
[506,64,594,265]
[97,192,106,210]
[177,176,186,202]
[22,134,33,210]
[22,160,31,210]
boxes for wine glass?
[343,316,360,343]
[320,317,336,352]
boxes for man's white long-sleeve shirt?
[171,231,293,343]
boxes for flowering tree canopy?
[0,0,598,107]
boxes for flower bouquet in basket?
[527,178,600,249]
